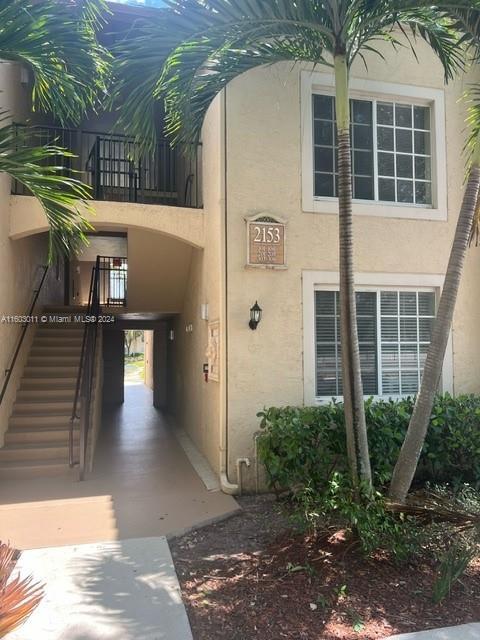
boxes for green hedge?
[257,394,480,491]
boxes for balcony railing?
[11,124,203,208]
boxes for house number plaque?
[247,215,286,268]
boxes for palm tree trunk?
[334,54,372,489]
[389,137,480,503]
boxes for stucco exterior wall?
[223,42,480,487]
[0,62,64,444]
[127,228,193,313]
[0,224,65,444]
[173,94,225,474]
[10,197,205,249]
[144,330,154,390]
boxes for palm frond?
[111,0,480,149]
[345,0,480,81]
[161,35,330,146]
[0,0,111,124]
[0,542,44,638]
[3,120,93,260]
[388,489,480,530]
[111,0,335,147]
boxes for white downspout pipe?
[219,85,241,496]
[236,457,251,495]
[220,469,239,494]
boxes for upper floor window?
[301,72,447,220]
[313,95,432,206]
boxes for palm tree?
[389,118,480,502]
[112,0,480,490]
[0,0,110,258]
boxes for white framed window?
[301,71,447,221]
[302,271,453,404]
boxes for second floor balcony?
[12,125,203,209]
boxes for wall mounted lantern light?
[249,301,262,330]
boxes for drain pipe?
[220,469,239,494]
[236,457,251,495]
[253,431,263,494]
[220,459,250,495]
[219,85,241,496]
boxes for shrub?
[258,399,480,595]
[289,472,423,562]
[257,394,480,492]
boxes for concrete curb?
[386,623,480,639]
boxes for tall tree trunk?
[334,54,372,489]
[389,140,480,503]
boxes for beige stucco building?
[1,3,479,494]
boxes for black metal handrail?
[0,266,49,406]
[97,256,127,307]
[11,124,203,208]
[70,256,101,478]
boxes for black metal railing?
[0,265,49,406]
[12,124,203,208]
[70,256,101,478]
[70,254,128,477]
[97,256,127,307]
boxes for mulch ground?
[170,495,480,640]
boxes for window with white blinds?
[315,289,435,398]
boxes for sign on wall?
[206,320,220,382]
[246,214,287,268]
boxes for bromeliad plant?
[0,0,111,259]
[0,541,43,638]
[112,0,480,492]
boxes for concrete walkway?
[0,385,238,549]
[8,537,193,640]
[387,624,480,639]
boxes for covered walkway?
[0,385,238,549]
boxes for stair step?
[5,427,79,445]
[0,305,91,480]
[35,323,85,340]
[34,336,83,345]
[20,377,77,390]
[13,401,75,415]
[23,366,78,378]
[9,414,71,428]
[27,355,81,367]
[0,459,75,479]
[37,323,84,331]
[42,305,87,313]
[16,388,76,401]
[0,442,78,462]
[31,345,82,356]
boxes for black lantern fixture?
[249,301,262,330]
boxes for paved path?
[8,537,193,640]
[0,385,238,549]
[388,623,480,639]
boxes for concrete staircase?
[0,308,86,478]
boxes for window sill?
[302,197,447,221]
[314,393,431,405]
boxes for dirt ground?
[170,495,480,640]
